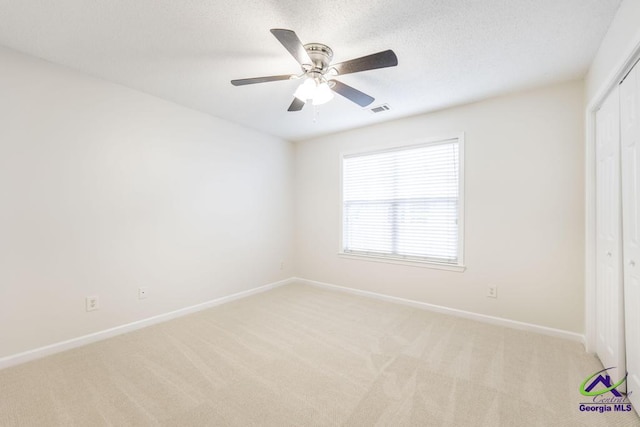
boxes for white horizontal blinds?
[343,140,460,263]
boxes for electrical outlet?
[487,286,498,298]
[86,296,99,311]
[138,287,149,300]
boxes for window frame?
[338,134,466,272]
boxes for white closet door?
[595,86,626,384]
[620,61,640,413]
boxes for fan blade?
[288,98,305,112]
[270,29,312,66]
[332,50,398,76]
[231,75,293,86]
[330,80,375,107]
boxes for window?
[341,137,464,268]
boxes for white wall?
[586,0,640,103]
[0,46,294,359]
[295,80,585,333]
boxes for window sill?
[337,252,466,272]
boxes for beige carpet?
[0,283,638,426]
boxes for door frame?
[585,40,640,353]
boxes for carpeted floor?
[0,283,638,426]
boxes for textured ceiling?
[0,0,622,141]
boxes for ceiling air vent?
[370,104,391,113]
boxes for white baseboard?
[0,277,296,370]
[294,277,585,344]
[1,276,585,370]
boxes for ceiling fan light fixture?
[312,81,334,105]
[293,78,334,105]
[293,78,316,101]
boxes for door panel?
[620,60,640,415]
[595,86,626,388]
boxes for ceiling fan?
[231,29,398,111]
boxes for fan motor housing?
[304,43,333,71]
